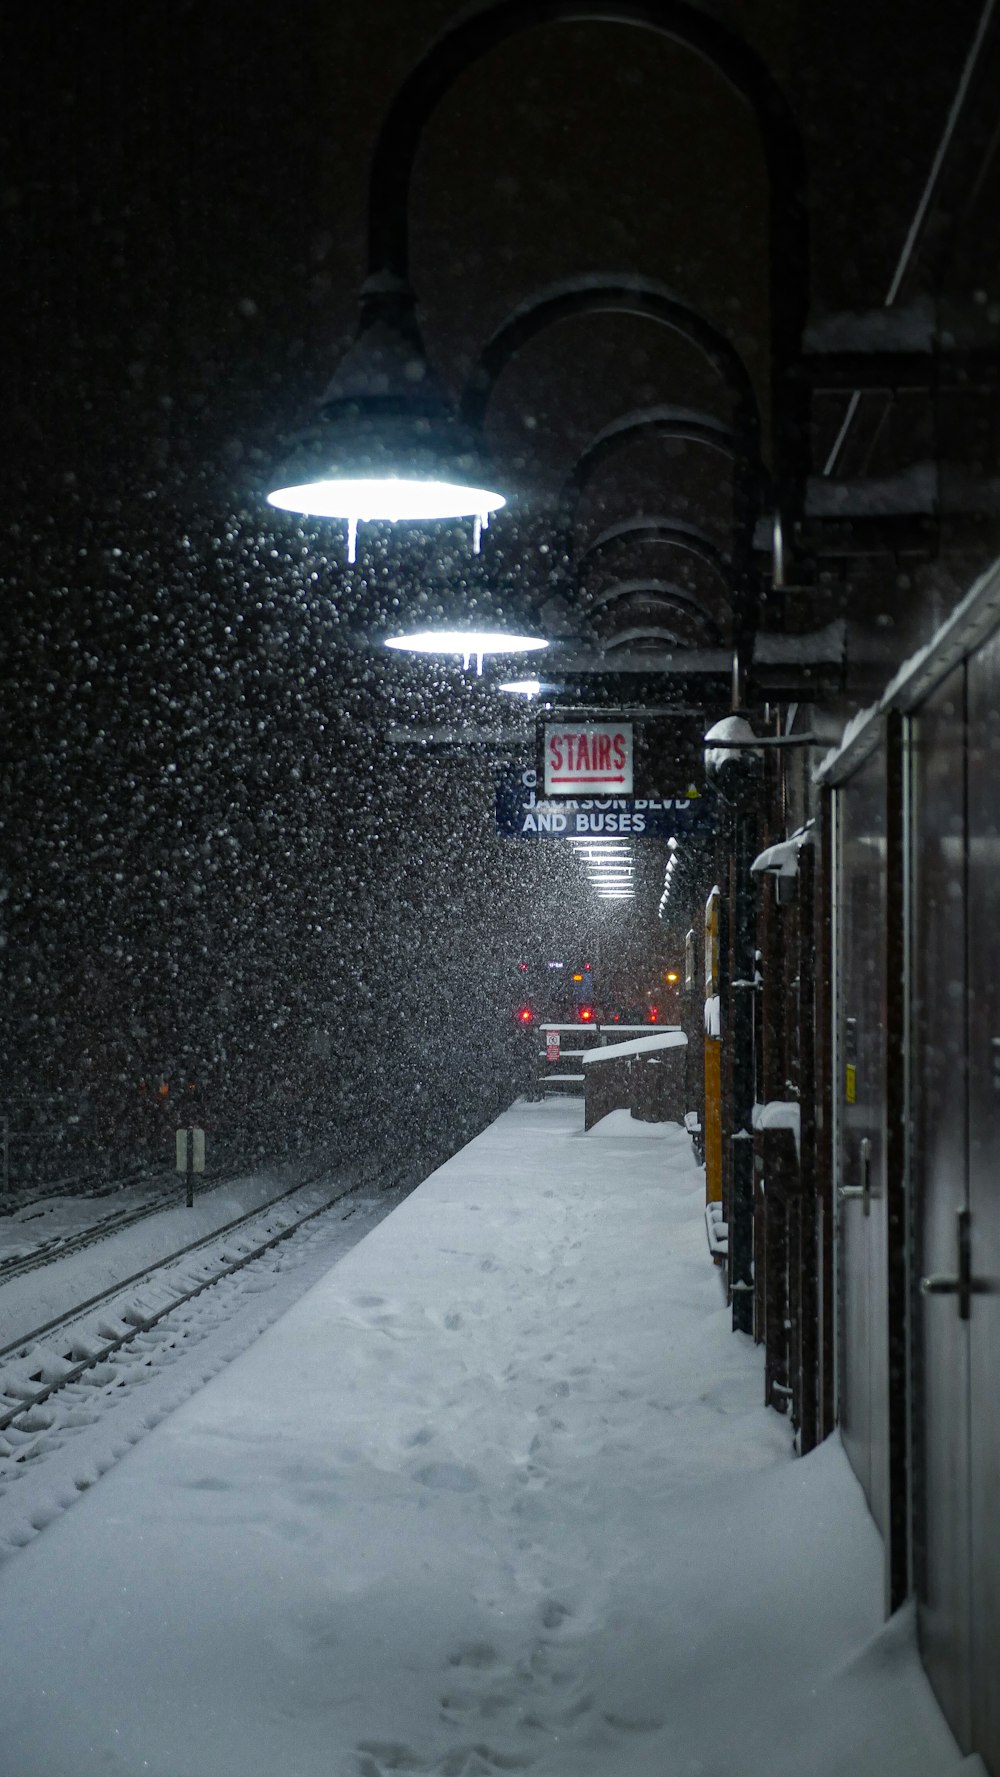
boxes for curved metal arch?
[579,514,733,588]
[459,275,760,441]
[561,404,739,517]
[367,0,806,310]
[364,0,808,523]
[583,576,724,641]
[599,624,702,651]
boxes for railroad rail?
[0,1157,332,1285]
[0,1172,363,1438]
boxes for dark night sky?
[1,0,994,1147]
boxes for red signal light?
[580,1007,594,1022]
[648,1008,659,1023]
[517,1007,533,1023]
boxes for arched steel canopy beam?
[584,576,724,641]
[364,0,807,528]
[600,625,697,651]
[561,404,740,516]
[459,275,761,446]
[558,403,757,694]
[579,514,733,589]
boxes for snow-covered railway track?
[0,1178,397,1561]
[0,1172,352,1409]
[0,1166,334,1335]
[0,1165,274,1285]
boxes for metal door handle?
[921,1208,978,1320]
[839,1136,872,1215]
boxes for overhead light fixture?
[384,629,547,676]
[497,678,543,698]
[380,558,549,675]
[266,281,506,562]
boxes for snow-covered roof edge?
[813,554,1000,787]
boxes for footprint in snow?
[414,1462,479,1493]
[447,1641,499,1670]
[602,1709,665,1733]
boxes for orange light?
[158,1082,169,1098]
[665,970,679,984]
[572,973,583,982]
[648,1008,659,1022]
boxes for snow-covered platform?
[0,1100,971,1777]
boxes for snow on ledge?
[753,1100,801,1157]
[705,1200,728,1257]
[751,823,815,878]
[805,462,937,517]
[803,298,936,354]
[582,1031,688,1065]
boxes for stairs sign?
[543,723,633,797]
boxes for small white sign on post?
[543,723,633,796]
[546,1030,561,1063]
[175,1127,207,1173]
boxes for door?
[836,746,889,1535]
[965,636,1000,1770]
[912,666,972,1748]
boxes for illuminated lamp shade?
[266,279,506,561]
[382,565,548,677]
[497,679,544,699]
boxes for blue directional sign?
[495,769,718,839]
